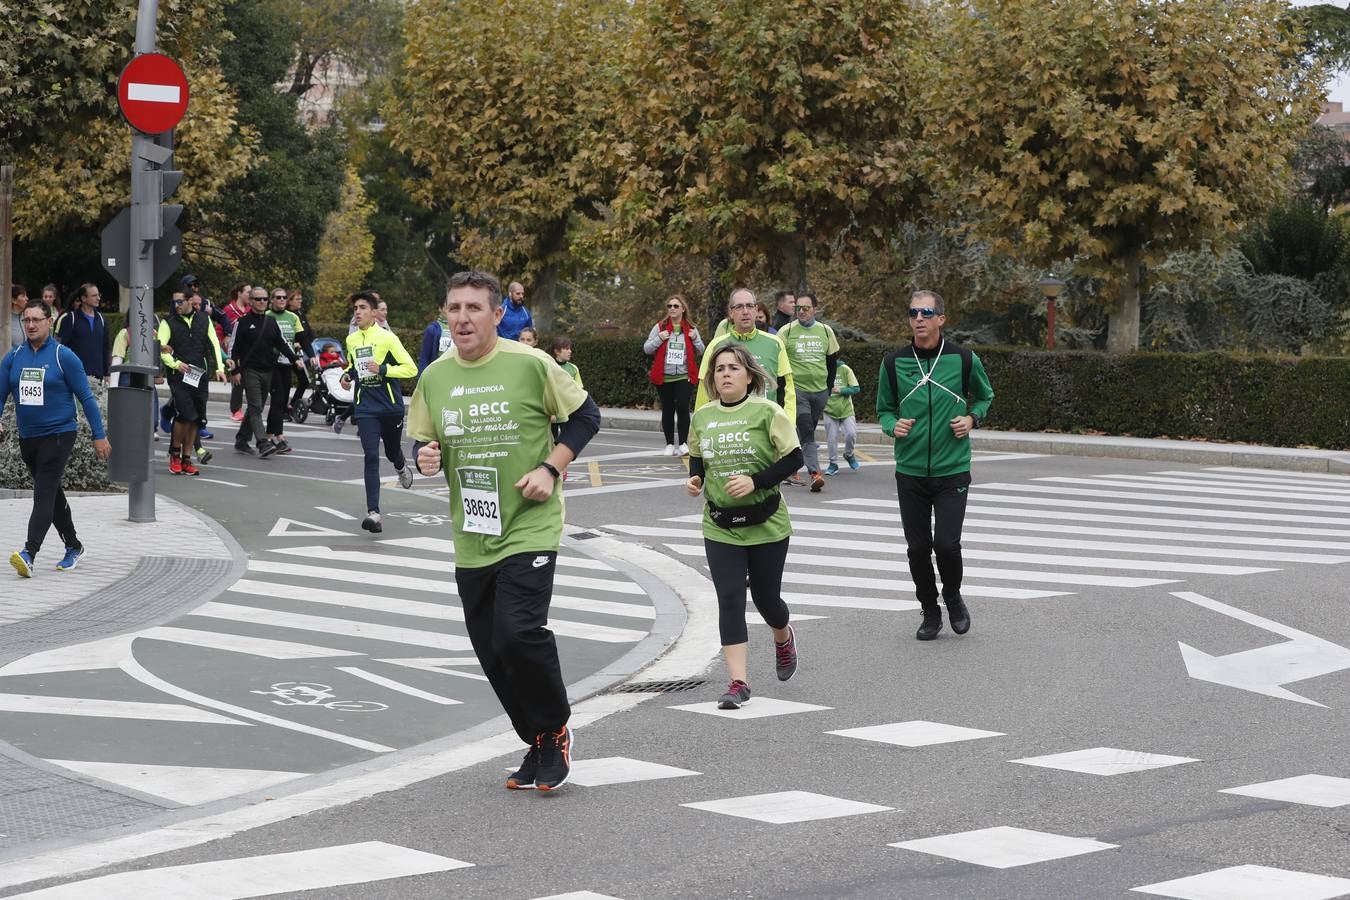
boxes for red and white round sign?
[117,53,190,135]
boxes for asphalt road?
[4,418,1350,899]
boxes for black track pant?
[291,366,311,407]
[455,551,570,744]
[266,364,293,435]
[19,431,79,559]
[657,379,694,445]
[704,536,791,646]
[895,471,972,612]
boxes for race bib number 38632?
[19,368,44,406]
[456,466,502,536]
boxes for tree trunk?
[770,232,808,295]
[706,252,729,333]
[1105,249,1142,353]
[529,215,569,334]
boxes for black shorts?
[168,375,210,424]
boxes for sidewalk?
[598,406,1350,474]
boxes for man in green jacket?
[877,290,994,641]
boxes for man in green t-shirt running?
[409,271,601,793]
[777,292,840,492]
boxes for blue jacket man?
[54,284,110,380]
[496,281,534,341]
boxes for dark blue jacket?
[0,337,107,439]
[496,300,533,341]
[55,309,110,379]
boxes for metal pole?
[1046,299,1056,352]
[127,0,162,523]
[1,165,13,352]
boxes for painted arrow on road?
[1174,591,1350,707]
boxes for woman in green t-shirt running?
[687,343,802,710]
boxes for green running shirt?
[407,340,589,568]
[689,394,798,546]
[777,320,840,392]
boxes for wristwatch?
[537,461,561,479]
[970,414,981,429]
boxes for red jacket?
[648,318,699,385]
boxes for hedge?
[1,379,114,492]
[567,337,1350,450]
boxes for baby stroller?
[297,337,354,427]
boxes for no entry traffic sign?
[117,53,189,135]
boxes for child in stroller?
[302,337,355,432]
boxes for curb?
[598,410,1350,475]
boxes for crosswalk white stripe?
[1157,470,1350,490]
[189,601,474,651]
[315,506,358,520]
[1036,474,1350,503]
[946,505,1350,540]
[981,481,1350,516]
[140,626,363,659]
[380,536,616,571]
[775,515,1347,563]
[246,558,644,597]
[230,579,652,641]
[335,667,462,705]
[0,695,244,725]
[614,524,1255,575]
[658,545,1073,598]
[1208,466,1350,483]
[1105,472,1350,498]
[7,840,472,899]
[777,508,1350,553]
[44,760,307,807]
[268,544,622,578]
[823,494,1350,527]
[782,593,922,611]
[789,564,1161,588]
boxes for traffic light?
[133,129,183,243]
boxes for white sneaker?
[397,466,413,489]
[361,511,383,533]
[663,444,676,456]
[678,443,689,456]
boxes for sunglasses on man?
[908,307,939,319]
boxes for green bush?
[1,378,114,492]
[569,337,1350,449]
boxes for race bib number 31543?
[456,466,502,536]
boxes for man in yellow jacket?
[342,291,418,532]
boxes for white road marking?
[891,826,1116,869]
[1132,864,1350,899]
[188,601,474,651]
[0,695,244,725]
[140,626,361,660]
[194,478,247,487]
[335,667,462,705]
[1037,474,1350,503]
[315,506,357,520]
[44,760,307,806]
[682,790,891,824]
[982,481,1350,516]
[247,557,644,596]
[267,518,353,538]
[7,840,471,899]
[374,657,489,682]
[380,536,617,571]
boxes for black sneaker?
[534,725,574,792]
[717,680,751,709]
[234,441,256,455]
[505,745,539,790]
[257,440,279,459]
[946,595,970,635]
[775,625,798,682]
[916,610,943,641]
[275,439,293,454]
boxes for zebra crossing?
[0,528,656,807]
[602,466,1350,611]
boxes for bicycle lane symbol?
[250,681,389,712]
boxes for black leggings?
[704,536,791,645]
[291,365,311,406]
[657,379,694,444]
[895,471,971,612]
[266,365,293,435]
[19,432,79,558]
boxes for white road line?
[783,564,1172,589]
[119,657,394,754]
[335,667,462,705]
[7,840,471,899]
[782,593,922,611]
[188,602,473,651]
[828,493,1350,528]
[140,626,362,660]
[0,695,244,725]
[781,509,1350,553]
[959,504,1350,538]
[1160,470,1350,490]
[316,506,357,520]
[1108,472,1350,498]
[981,481,1350,516]
[1037,475,1350,503]
[228,578,653,641]
[563,477,690,497]
[1208,465,1350,483]
[247,557,644,596]
[195,478,247,487]
[381,536,616,571]
[270,544,621,577]
[374,658,489,682]
[44,760,307,807]
[657,544,1071,598]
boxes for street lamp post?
[1037,276,1066,351]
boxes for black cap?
[180,274,201,288]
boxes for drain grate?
[610,679,707,694]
